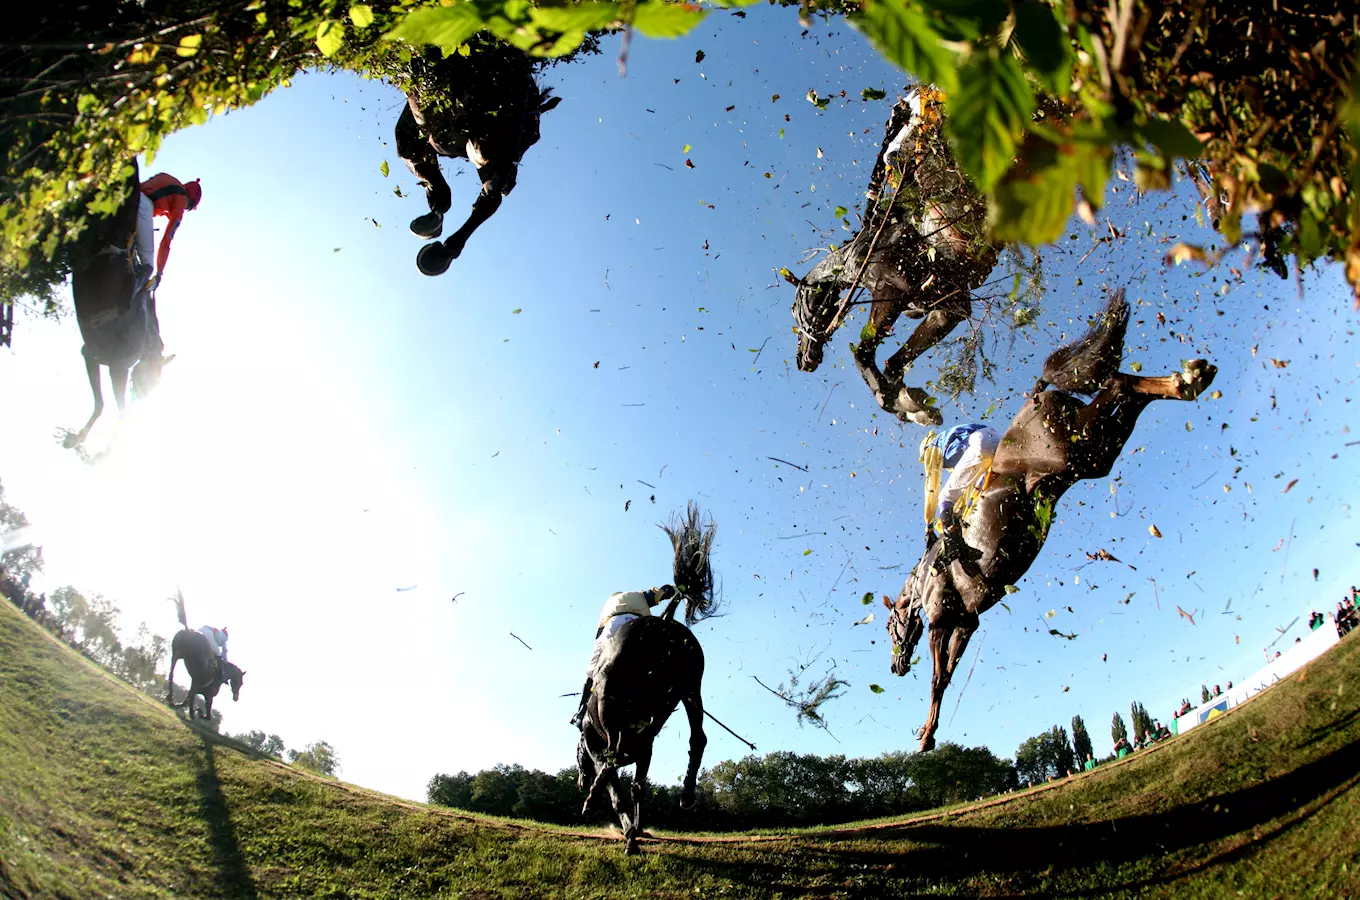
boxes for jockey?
[569,585,677,728]
[920,423,1000,569]
[136,173,202,288]
[197,624,229,680]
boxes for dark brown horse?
[884,289,1216,750]
[397,39,562,276]
[789,88,999,426]
[578,503,716,854]
[62,159,174,451]
[166,591,243,720]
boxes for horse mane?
[661,502,717,626]
[1040,288,1130,394]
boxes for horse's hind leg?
[679,695,707,809]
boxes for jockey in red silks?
[569,585,677,728]
[136,173,202,288]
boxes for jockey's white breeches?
[586,613,639,677]
[936,427,1000,521]
[197,625,227,660]
[135,194,155,273]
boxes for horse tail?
[662,501,718,626]
[172,588,188,630]
[1040,288,1130,394]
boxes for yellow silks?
[954,460,995,524]
[920,430,943,527]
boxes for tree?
[1014,726,1074,785]
[109,622,168,693]
[49,586,123,664]
[428,772,476,810]
[289,741,340,777]
[1130,701,1155,745]
[1071,715,1094,767]
[0,480,43,590]
[234,730,287,760]
[1111,712,1129,748]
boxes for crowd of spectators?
[1316,587,1358,637]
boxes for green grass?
[2,599,1358,899]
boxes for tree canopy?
[3,0,1356,316]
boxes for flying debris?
[1177,606,1198,626]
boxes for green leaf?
[529,2,621,33]
[990,134,1110,245]
[869,683,885,694]
[1140,117,1203,160]
[803,548,813,556]
[861,87,887,101]
[349,4,374,28]
[855,0,959,93]
[1011,0,1067,90]
[630,2,707,38]
[947,48,1035,190]
[379,160,389,177]
[175,34,203,58]
[384,5,483,51]
[834,205,849,218]
[316,19,345,57]
[862,591,874,605]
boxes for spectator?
[1212,684,1222,697]
[1083,754,1096,772]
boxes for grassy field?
[2,599,1357,899]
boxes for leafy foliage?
[849,0,1358,301]
[289,740,341,777]
[1111,710,1129,747]
[1013,724,1075,784]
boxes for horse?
[62,158,174,451]
[577,502,717,855]
[788,87,1000,426]
[396,39,562,276]
[166,591,243,720]
[884,288,1216,751]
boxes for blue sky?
[2,7,1357,801]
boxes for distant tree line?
[429,743,1017,831]
[1,478,338,777]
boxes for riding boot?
[569,677,592,728]
[933,508,981,571]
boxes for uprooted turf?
[1,600,1357,899]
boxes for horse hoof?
[416,243,452,276]
[624,840,642,856]
[1177,360,1217,400]
[410,211,444,239]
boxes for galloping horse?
[789,88,999,426]
[62,159,174,451]
[578,503,716,855]
[884,289,1216,750]
[166,591,243,720]
[397,38,562,276]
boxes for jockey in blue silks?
[920,423,1000,569]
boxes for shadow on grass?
[669,736,1360,899]
[195,734,260,900]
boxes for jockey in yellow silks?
[920,423,1000,569]
[569,585,677,728]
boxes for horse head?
[788,258,848,373]
[885,591,926,677]
[225,662,245,701]
[130,351,175,400]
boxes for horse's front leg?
[63,350,104,448]
[442,163,511,257]
[165,653,178,705]
[396,104,452,239]
[882,298,969,383]
[917,619,957,752]
[629,747,653,852]
[679,695,707,809]
[854,298,941,425]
